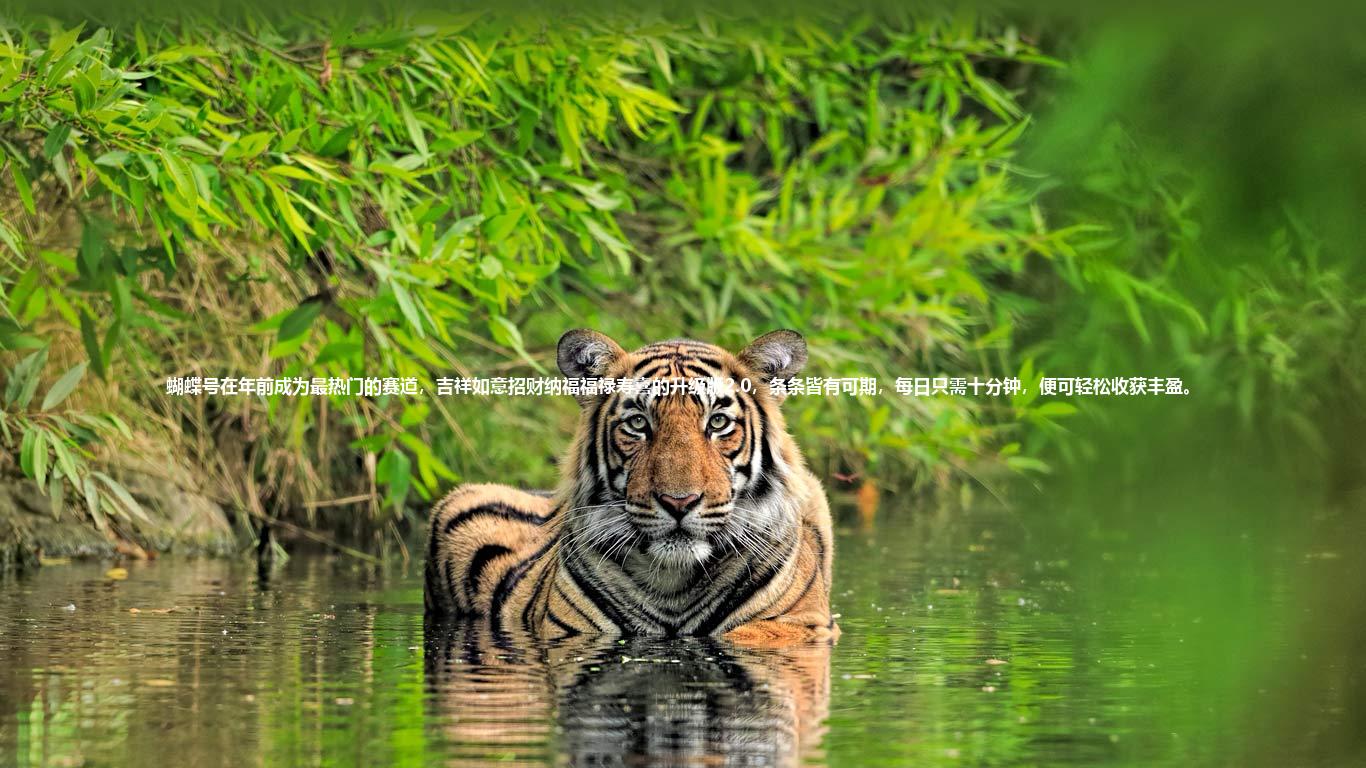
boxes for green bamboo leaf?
[32,429,47,488]
[5,348,48,408]
[390,282,425,338]
[43,125,71,160]
[80,309,105,379]
[378,449,411,509]
[0,219,23,258]
[47,472,64,518]
[10,162,35,215]
[47,25,85,62]
[150,44,218,64]
[1031,402,1078,419]
[101,319,122,364]
[83,476,105,531]
[93,150,129,166]
[1006,456,1053,475]
[19,427,35,477]
[51,431,81,483]
[230,131,272,159]
[41,362,87,410]
[78,222,105,277]
[92,472,151,524]
[266,182,314,246]
[105,414,133,440]
[277,299,324,342]
[266,164,315,182]
[316,125,357,157]
[401,102,428,156]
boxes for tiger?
[424,329,837,643]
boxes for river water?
[0,497,1359,766]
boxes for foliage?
[0,348,146,530]
[0,8,1077,538]
[0,5,1358,542]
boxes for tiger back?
[424,329,837,643]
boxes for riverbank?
[0,464,240,572]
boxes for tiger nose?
[655,492,702,520]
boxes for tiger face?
[557,330,808,580]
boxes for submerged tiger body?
[424,330,837,642]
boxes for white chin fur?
[647,536,712,567]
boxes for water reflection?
[0,499,1361,767]
[423,620,831,766]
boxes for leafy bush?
[1,348,147,530]
[0,8,1077,539]
[4,6,1355,544]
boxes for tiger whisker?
[567,520,631,554]
[602,528,641,565]
[562,510,633,555]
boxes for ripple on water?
[0,505,1346,767]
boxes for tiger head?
[556,330,808,575]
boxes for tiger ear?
[738,330,807,385]
[557,329,625,381]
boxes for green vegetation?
[0,6,1360,547]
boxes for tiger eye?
[708,413,732,430]
[626,414,649,431]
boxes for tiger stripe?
[425,331,838,643]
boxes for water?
[0,501,1359,767]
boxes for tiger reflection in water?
[423,619,832,767]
